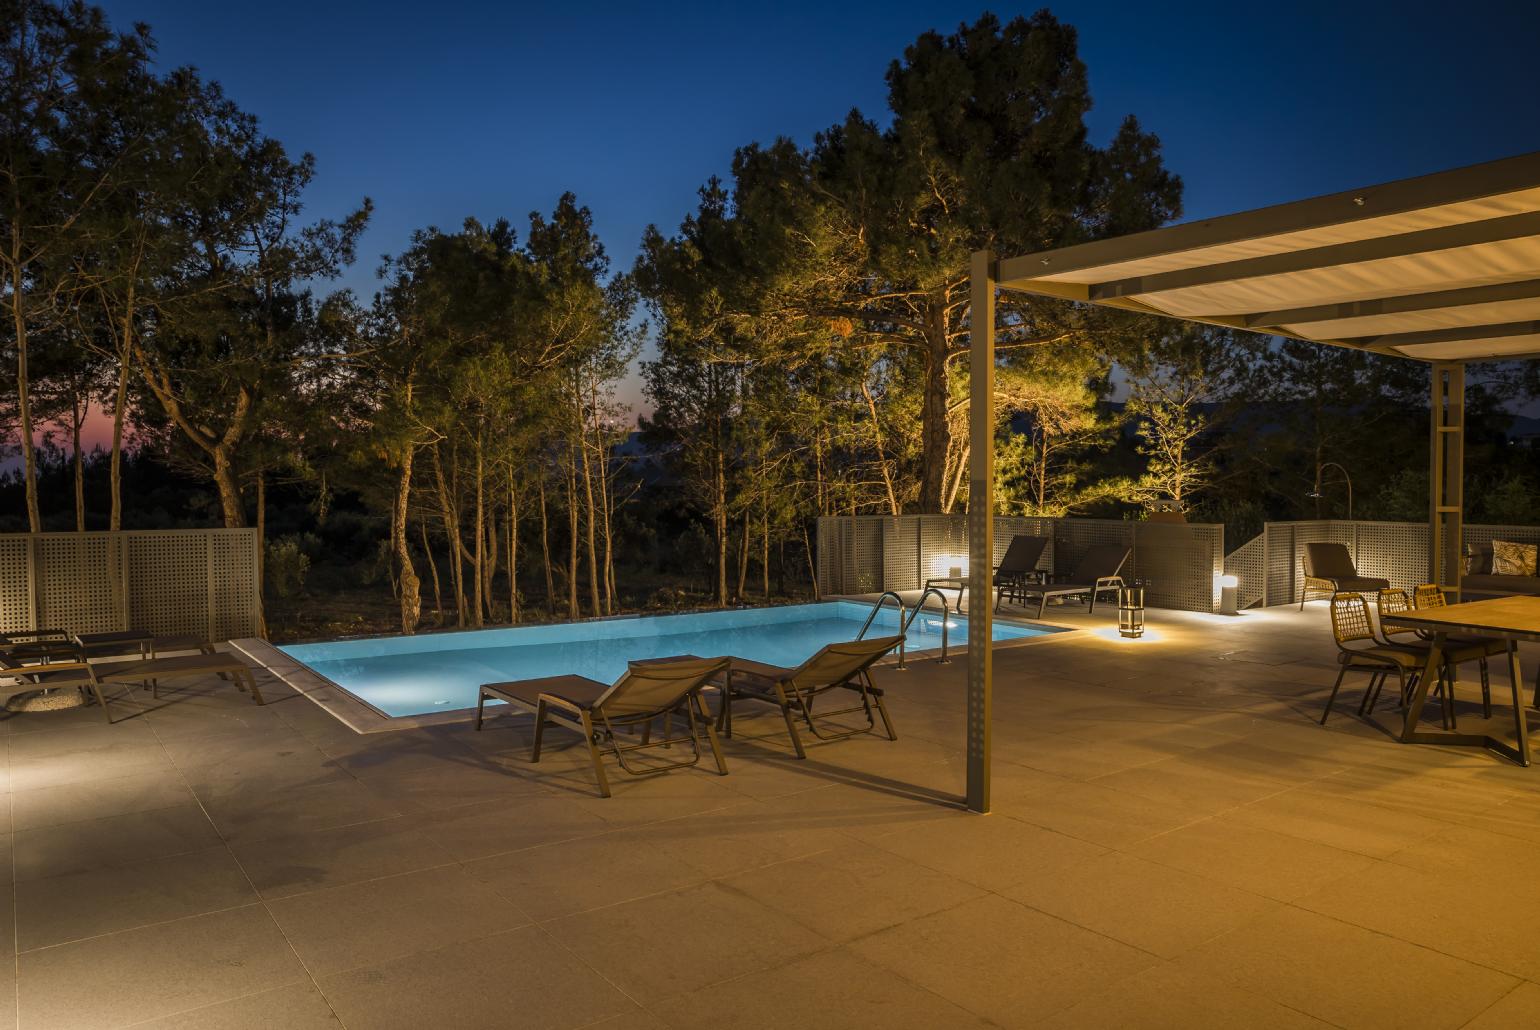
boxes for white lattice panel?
[1138,522,1222,613]
[126,532,210,638]
[37,535,119,634]
[210,531,259,639]
[0,536,33,633]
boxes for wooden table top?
[1390,595,1540,640]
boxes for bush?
[265,537,311,599]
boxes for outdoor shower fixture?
[1308,462,1354,519]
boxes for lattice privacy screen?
[816,515,1222,613]
[1245,520,1540,607]
[0,530,260,640]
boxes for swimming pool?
[280,601,1061,718]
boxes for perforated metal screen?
[815,515,1222,613]
[1249,520,1540,606]
[0,530,260,640]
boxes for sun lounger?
[715,634,903,758]
[476,655,729,797]
[1015,543,1130,619]
[0,649,263,722]
[993,535,1050,609]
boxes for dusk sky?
[85,0,1540,431]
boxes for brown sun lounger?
[993,535,1050,609]
[1015,543,1130,619]
[0,649,263,722]
[715,634,903,758]
[476,655,730,797]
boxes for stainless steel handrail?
[857,591,909,669]
[905,587,952,665]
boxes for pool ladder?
[856,589,952,669]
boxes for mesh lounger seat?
[0,650,263,723]
[1300,543,1388,609]
[993,535,1050,609]
[1015,543,1130,619]
[476,655,729,798]
[714,634,903,758]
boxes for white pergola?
[964,150,1540,812]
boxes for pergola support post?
[1430,363,1464,596]
[966,250,995,814]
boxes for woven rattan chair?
[1016,544,1130,619]
[476,656,729,798]
[1300,543,1390,609]
[1322,593,1426,725]
[993,535,1050,609]
[715,635,903,759]
[1410,584,1504,719]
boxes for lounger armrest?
[536,692,590,717]
[1094,576,1124,590]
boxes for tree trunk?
[860,378,901,515]
[578,395,602,618]
[10,261,40,532]
[736,508,750,600]
[393,449,421,633]
[803,522,821,601]
[70,385,86,531]
[507,479,519,624]
[254,471,269,637]
[566,452,580,620]
[420,521,442,624]
[762,505,770,599]
[919,298,951,513]
[714,443,728,606]
[538,475,555,613]
[430,443,468,625]
[472,432,485,629]
[212,448,245,528]
[109,354,129,531]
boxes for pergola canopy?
[996,150,1540,362]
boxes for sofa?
[1461,543,1540,598]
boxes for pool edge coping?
[236,600,1081,735]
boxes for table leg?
[1400,636,1445,743]
[1507,643,1531,767]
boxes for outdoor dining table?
[1386,595,1537,767]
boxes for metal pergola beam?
[1088,210,1540,302]
[1235,278,1540,330]
[995,150,1540,289]
[966,250,995,815]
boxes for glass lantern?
[1118,586,1146,638]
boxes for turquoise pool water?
[280,601,1060,717]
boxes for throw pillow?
[1491,540,1538,577]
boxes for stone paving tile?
[7,604,1540,1029]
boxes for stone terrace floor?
[3,600,1539,1029]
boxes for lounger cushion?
[482,675,610,710]
[1323,575,1390,592]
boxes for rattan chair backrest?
[1412,583,1447,609]
[597,656,729,717]
[1376,588,1417,636]
[786,635,904,694]
[1330,593,1377,646]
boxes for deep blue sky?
[96,0,1540,409]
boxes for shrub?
[265,537,311,599]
